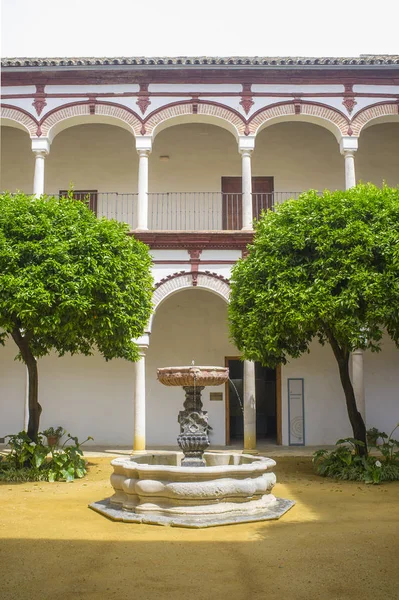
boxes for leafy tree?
[0,193,153,440]
[228,184,399,455]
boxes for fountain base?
[89,451,294,528]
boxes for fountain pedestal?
[178,386,209,467]
[157,366,228,467]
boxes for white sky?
[1,0,399,58]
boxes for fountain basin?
[157,366,229,387]
[90,451,294,528]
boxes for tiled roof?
[2,55,399,68]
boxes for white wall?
[281,339,353,446]
[357,123,399,187]
[364,335,399,435]
[281,335,399,446]
[253,122,345,191]
[0,338,27,437]
[1,127,35,192]
[0,337,135,445]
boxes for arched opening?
[1,125,34,192]
[149,122,241,230]
[146,286,280,446]
[253,121,344,202]
[147,288,235,446]
[357,122,399,187]
[45,123,138,228]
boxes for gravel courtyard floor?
[0,455,398,600]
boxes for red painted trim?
[132,231,254,250]
[248,99,350,127]
[152,260,236,264]
[2,91,399,100]
[143,99,246,127]
[1,103,39,125]
[2,68,399,87]
[351,99,399,121]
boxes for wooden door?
[59,190,98,215]
[221,177,274,230]
[252,177,274,220]
[221,177,242,230]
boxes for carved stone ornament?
[32,84,47,116]
[343,96,357,115]
[136,83,151,115]
[239,84,254,115]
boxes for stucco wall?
[281,335,399,446]
[0,337,135,445]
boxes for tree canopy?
[228,184,399,451]
[0,192,154,438]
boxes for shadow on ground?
[0,457,398,600]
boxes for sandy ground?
[0,456,398,600]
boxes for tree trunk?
[11,328,42,441]
[327,332,367,456]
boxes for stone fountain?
[90,365,294,527]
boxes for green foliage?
[313,425,399,484]
[228,184,399,366]
[0,192,153,361]
[367,423,399,462]
[42,426,65,439]
[0,431,93,482]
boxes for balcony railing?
[47,191,303,231]
[147,191,302,231]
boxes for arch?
[39,101,142,142]
[351,102,399,136]
[144,101,246,141]
[147,270,231,332]
[249,101,349,142]
[0,105,38,136]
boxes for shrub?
[313,425,399,484]
[0,431,93,482]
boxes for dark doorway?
[221,176,274,230]
[226,358,277,443]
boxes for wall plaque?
[288,378,305,445]
[210,392,223,402]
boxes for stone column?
[340,136,358,190]
[238,136,256,231]
[352,348,366,421]
[136,136,152,231]
[132,334,149,453]
[243,360,257,451]
[340,136,365,421]
[32,138,51,197]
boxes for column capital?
[133,333,150,354]
[340,136,358,155]
[31,137,51,155]
[238,135,255,154]
[136,136,152,155]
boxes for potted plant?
[42,426,65,447]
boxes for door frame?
[224,356,282,445]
